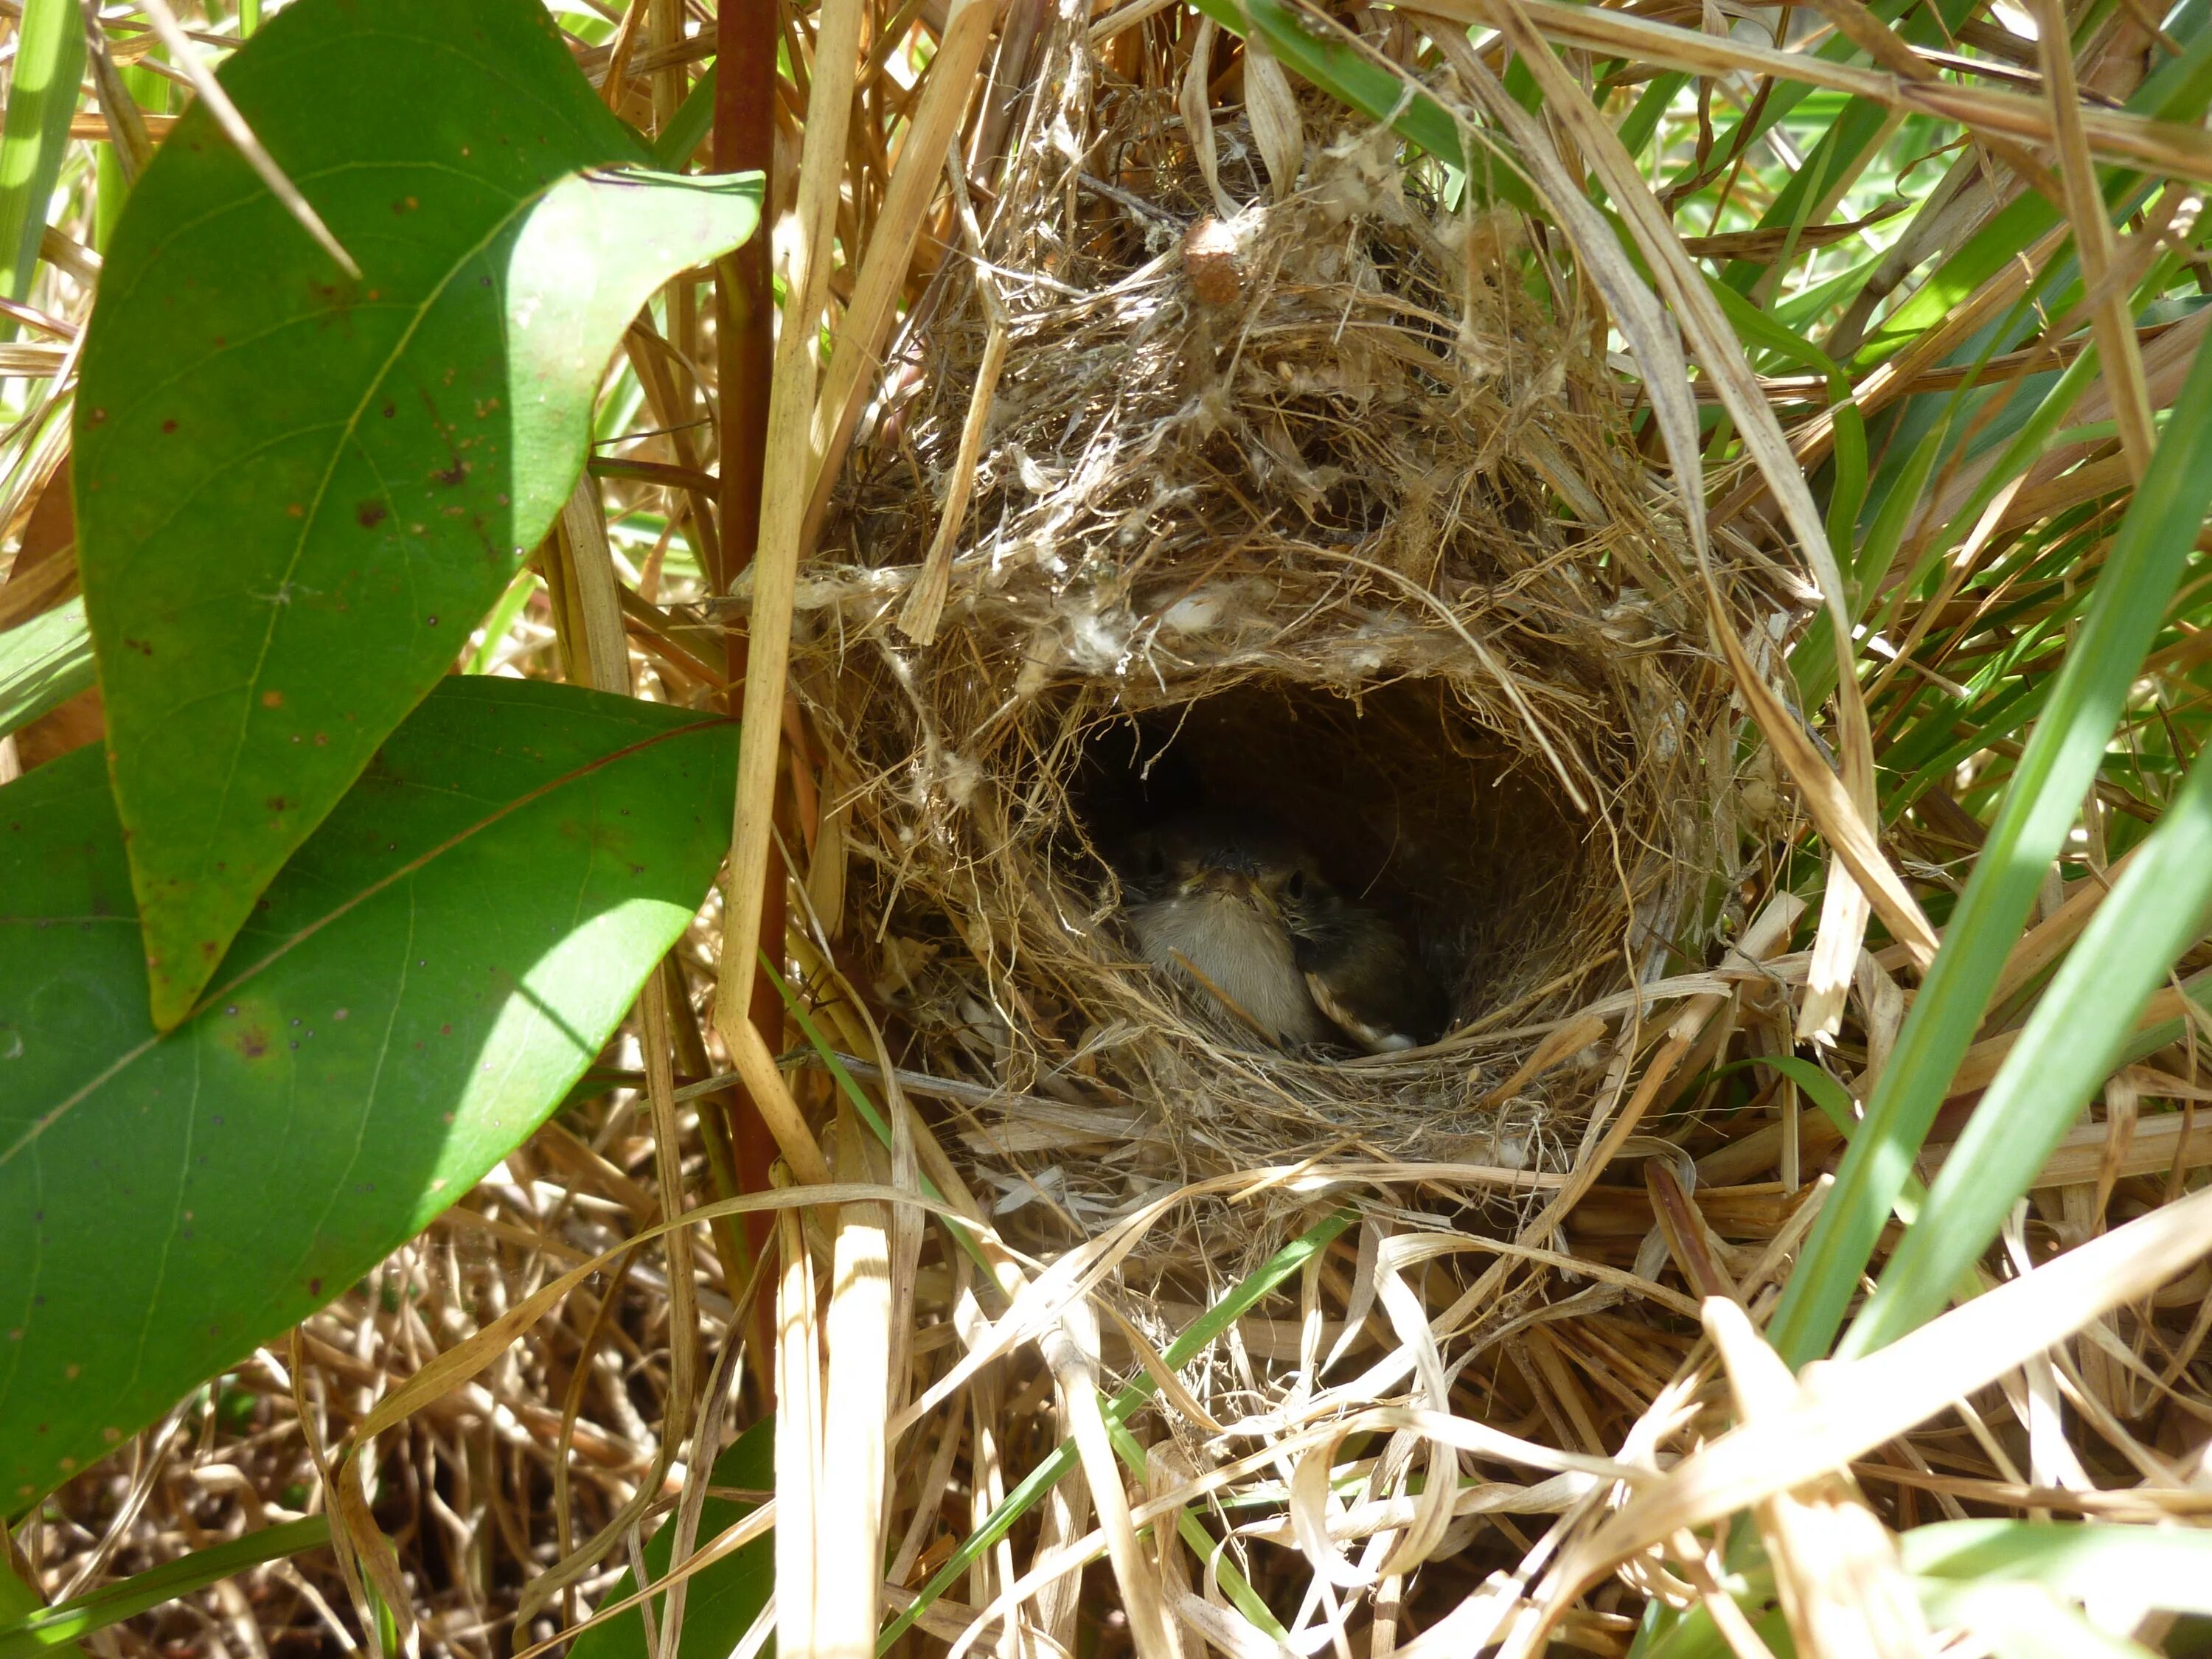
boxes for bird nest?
[785,27,1756,1256]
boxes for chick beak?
[1196,868,1265,909]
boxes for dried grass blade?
[599,0,652,107]
[1705,1301,1930,1659]
[81,7,155,184]
[1242,32,1304,200]
[560,481,634,695]
[726,1012,838,1185]
[1042,1310,1175,1659]
[1796,873,1871,1042]
[1556,1182,2212,1590]
[347,1183,934,1452]
[879,1214,1350,1649]
[899,315,1006,643]
[1180,15,1234,218]
[1171,1591,1299,1659]
[804,0,999,529]
[2028,0,2156,477]
[816,1173,892,1659]
[639,975,701,1657]
[774,1203,824,1659]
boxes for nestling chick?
[1120,815,1330,1051]
[1281,877,1444,1054]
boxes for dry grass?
[8,0,2212,1655]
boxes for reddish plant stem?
[717,0,786,1399]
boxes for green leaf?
[0,1517,331,1657]
[652,63,720,173]
[1766,296,2212,1368]
[0,0,86,320]
[569,1419,775,1659]
[1194,0,1469,175]
[1905,1520,2212,1617]
[1923,1589,2157,1659]
[0,677,739,1505]
[1842,740,2212,1354]
[0,1556,80,1659]
[1856,5,2212,366]
[0,597,94,740]
[74,0,762,1029]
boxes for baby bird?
[1121,815,1441,1055]
[1121,815,1330,1051]
[1281,877,1444,1054]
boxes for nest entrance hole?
[1064,678,1592,1026]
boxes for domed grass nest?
[779,25,1767,1248]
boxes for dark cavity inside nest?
[1060,676,1599,1036]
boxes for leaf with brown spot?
[74,0,759,1030]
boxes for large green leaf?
[0,677,738,1506]
[570,1421,776,1659]
[73,0,761,1029]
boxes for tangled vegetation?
[3,0,2212,1654]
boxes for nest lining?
[782,32,1764,1252]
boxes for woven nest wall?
[788,15,1743,1253]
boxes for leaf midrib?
[186,173,583,920]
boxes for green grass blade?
[0,1517,330,1656]
[0,0,88,324]
[651,63,717,172]
[1903,1519,2212,1615]
[1841,740,2212,1355]
[1766,319,2212,1368]
[1938,1595,2157,1659]
[0,594,94,739]
[1790,406,1948,711]
[1197,0,1468,173]
[462,570,541,675]
[0,1557,83,1659]
[1856,6,2212,365]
